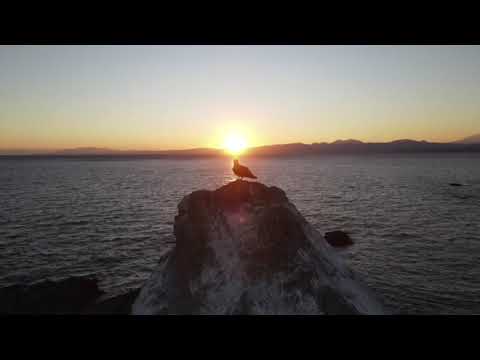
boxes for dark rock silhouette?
[325,231,354,247]
[449,183,463,187]
[0,276,103,314]
[0,276,141,314]
[132,180,385,315]
[232,159,257,179]
[84,288,140,314]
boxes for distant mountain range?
[453,134,480,144]
[242,139,480,157]
[2,135,480,157]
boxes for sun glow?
[223,134,248,155]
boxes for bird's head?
[233,159,239,165]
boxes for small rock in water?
[325,231,354,247]
[449,183,463,187]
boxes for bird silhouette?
[232,159,257,180]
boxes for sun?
[223,134,247,155]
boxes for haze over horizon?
[1,45,480,151]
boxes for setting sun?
[223,134,248,155]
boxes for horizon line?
[1,135,480,155]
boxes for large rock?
[0,276,103,314]
[132,180,386,315]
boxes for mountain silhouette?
[331,139,364,145]
[453,134,480,144]
[2,136,480,157]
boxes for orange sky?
[1,45,479,151]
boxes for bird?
[232,159,257,180]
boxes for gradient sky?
[1,45,479,151]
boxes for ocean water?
[1,154,479,314]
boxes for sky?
[1,45,479,151]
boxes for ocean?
[1,154,479,314]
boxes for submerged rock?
[449,183,463,187]
[133,180,386,315]
[0,276,103,314]
[325,231,354,247]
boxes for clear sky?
[1,45,479,151]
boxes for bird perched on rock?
[232,159,257,180]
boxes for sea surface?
[1,154,479,314]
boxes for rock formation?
[0,276,103,314]
[132,180,386,315]
[0,276,140,314]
